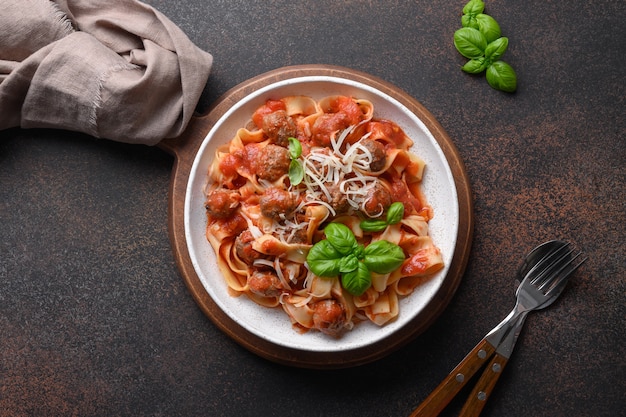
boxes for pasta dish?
[203,95,443,337]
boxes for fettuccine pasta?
[204,95,443,336]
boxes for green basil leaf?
[287,137,302,159]
[360,219,388,232]
[462,57,488,74]
[306,240,343,277]
[339,254,359,273]
[386,202,405,224]
[288,159,304,185]
[324,223,357,255]
[363,241,405,274]
[341,262,371,296]
[462,0,484,16]
[486,60,517,93]
[484,37,508,63]
[454,27,488,59]
[461,14,479,30]
[475,13,501,43]
[353,244,365,261]
[308,258,342,277]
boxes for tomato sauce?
[214,213,247,235]
[218,144,264,190]
[310,113,349,146]
[401,250,430,276]
[259,238,283,256]
[252,99,286,128]
[328,96,363,124]
[367,120,408,147]
[389,178,422,215]
[243,143,262,173]
[219,153,240,177]
[311,97,365,146]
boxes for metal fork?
[410,241,587,417]
[457,242,587,416]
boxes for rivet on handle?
[477,349,487,359]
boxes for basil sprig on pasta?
[287,137,304,185]
[306,223,405,296]
[360,202,405,232]
[454,0,517,92]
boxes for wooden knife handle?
[409,339,496,417]
[458,353,509,417]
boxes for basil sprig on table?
[360,201,405,232]
[454,0,517,93]
[287,137,304,185]
[306,223,405,296]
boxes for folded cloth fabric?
[0,0,213,145]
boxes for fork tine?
[542,252,587,295]
[530,245,575,289]
[537,252,587,297]
[527,243,571,285]
[535,248,576,288]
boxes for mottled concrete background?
[1,1,623,416]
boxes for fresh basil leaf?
[324,223,357,255]
[308,240,342,261]
[463,0,484,16]
[476,13,501,43]
[287,137,302,159]
[306,240,343,277]
[341,262,371,296]
[386,202,405,224]
[353,244,365,261]
[308,258,342,277]
[363,241,405,274]
[462,57,488,74]
[454,27,487,59]
[288,159,304,185]
[360,219,388,232]
[486,60,517,92]
[484,37,508,63]
[461,14,479,30]
[339,254,359,273]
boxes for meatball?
[363,182,392,217]
[235,230,264,265]
[247,269,284,297]
[256,144,290,182]
[205,189,240,219]
[312,299,346,337]
[361,139,387,172]
[322,183,351,215]
[311,112,351,146]
[259,187,297,220]
[287,226,309,244]
[261,110,297,147]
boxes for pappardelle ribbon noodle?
[204,95,444,337]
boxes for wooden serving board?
[157,65,473,369]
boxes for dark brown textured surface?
[1,1,624,416]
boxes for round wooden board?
[158,65,473,369]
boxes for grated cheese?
[263,124,385,241]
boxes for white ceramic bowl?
[184,76,459,353]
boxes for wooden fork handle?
[409,339,496,417]
[458,353,510,417]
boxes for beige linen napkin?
[0,0,213,145]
